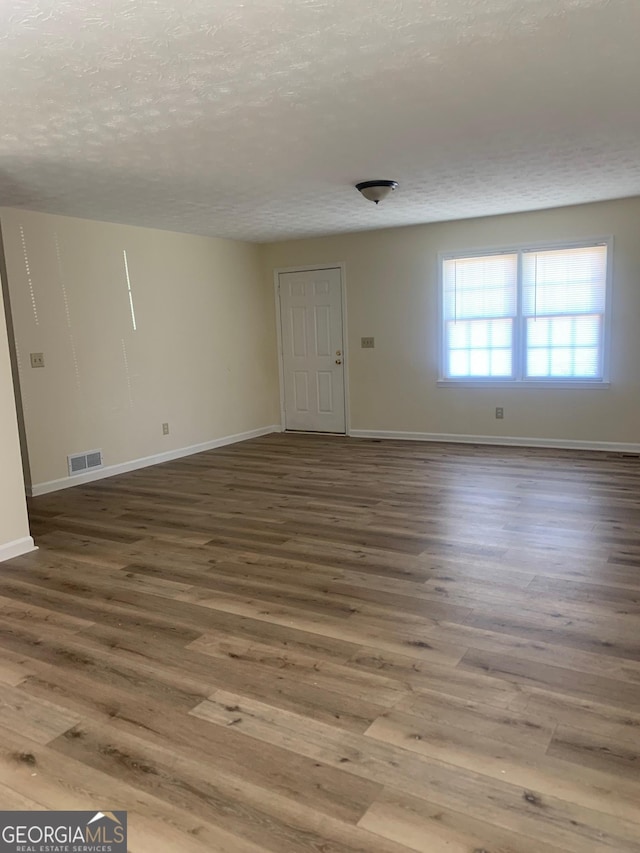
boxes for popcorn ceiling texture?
[1,0,637,242]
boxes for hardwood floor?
[1,432,640,852]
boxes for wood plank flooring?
[1,432,640,852]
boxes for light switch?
[361,337,375,349]
[30,352,45,368]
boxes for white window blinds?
[443,254,517,378]
[441,242,609,383]
[522,245,607,379]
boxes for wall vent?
[67,450,103,476]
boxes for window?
[441,241,609,384]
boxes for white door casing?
[278,267,346,433]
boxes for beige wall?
[262,197,640,445]
[1,208,280,488]
[0,285,31,553]
[3,196,639,506]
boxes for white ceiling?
[1,0,639,242]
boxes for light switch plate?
[30,352,45,368]
[361,337,375,349]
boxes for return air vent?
[67,450,103,476]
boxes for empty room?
[1,1,640,851]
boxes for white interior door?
[279,267,346,433]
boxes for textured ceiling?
[1,0,639,242]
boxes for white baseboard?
[29,425,282,497]
[349,429,640,454]
[0,536,37,564]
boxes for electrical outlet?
[30,352,45,368]
[162,422,169,435]
[361,337,375,349]
[495,407,504,419]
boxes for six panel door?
[279,267,346,433]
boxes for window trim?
[437,236,613,387]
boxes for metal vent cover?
[67,450,103,476]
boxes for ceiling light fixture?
[355,180,398,204]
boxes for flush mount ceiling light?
[355,180,398,204]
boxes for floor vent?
[67,450,103,476]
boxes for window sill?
[437,379,610,390]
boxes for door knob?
[335,359,342,365]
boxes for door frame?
[274,263,350,435]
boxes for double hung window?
[441,242,609,384]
